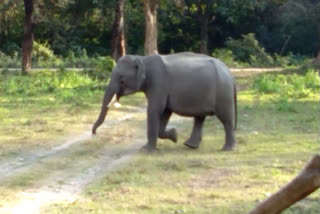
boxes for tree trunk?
[22,0,34,74]
[144,0,158,55]
[312,50,320,67]
[111,0,126,62]
[249,154,320,214]
[312,24,320,71]
[198,0,209,55]
[279,35,291,56]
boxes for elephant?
[92,52,237,152]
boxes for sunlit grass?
[43,88,319,214]
[1,70,319,213]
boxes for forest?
[0,0,319,213]
[0,0,319,72]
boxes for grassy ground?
[46,75,319,213]
[0,69,144,158]
[1,69,319,213]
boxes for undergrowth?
[0,67,113,104]
[253,70,319,111]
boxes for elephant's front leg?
[141,105,161,152]
[184,116,206,149]
[159,109,177,143]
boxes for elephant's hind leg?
[184,116,205,149]
[159,109,177,143]
[216,113,236,151]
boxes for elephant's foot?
[140,143,157,153]
[221,142,236,151]
[168,128,177,143]
[184,138,201,149]
[159,128,177,143]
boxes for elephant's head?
[92,55,146,134]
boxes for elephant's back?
[161,52,211,69]
[162,53,217,86]
[161,52,231,76]
[160,53,234,116]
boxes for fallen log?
[249,154,320,214]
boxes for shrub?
[253,75,281,93]
[253,70,319,111]
[226,33,274,66]
[0,51,21,68]
[0,69,102,98]
[33,41,62,67]
[87,56,116,81]
[273,54,291,67]
[0,41,21,56]
[254,70,319,98]
[212,48,238,67]
[304,70,320,89]
[64,49,95,68]
[275,95,296,112]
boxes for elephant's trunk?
[92,84,117,135]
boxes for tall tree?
[198,0,210,54]
[111,0,127,61]
[312,1,320,68]
[22,0,34,74]
[144,0,158,55]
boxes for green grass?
[0,69,144,157]
[43,73,319,213]
[1,69,319,213]
[253,69,319,97]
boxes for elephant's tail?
[234,82,237,130]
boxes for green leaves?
[226,33,274,66]
[254,70,320,98]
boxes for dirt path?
[0,106,146,182]
[6,143,142,214]
[0,103,189,214]
[0,106,147,214]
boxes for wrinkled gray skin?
[92,52,237,152]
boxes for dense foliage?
[253,70,320,111]
[0,60,114,103]
[0,0,319,65]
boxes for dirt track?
[0,106,146,214]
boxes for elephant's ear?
[135,57,146,90]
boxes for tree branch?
[249,154,320,214]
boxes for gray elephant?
[92,52,237,152]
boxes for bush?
[253,70,319,111]
[33,41,62,67]
[0,51,20,68]
[273,54,290,67]
[212,48,239,67]
[0,41,21,56]
[305,70,320,88]
[254,70,319,98]
[0,69,102,98]
[253,75,282,93]
[226,33,274,66]
[64,49,92,67]
[275,95,296,112]
[82,56,116,81]
[90,56,116,80]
